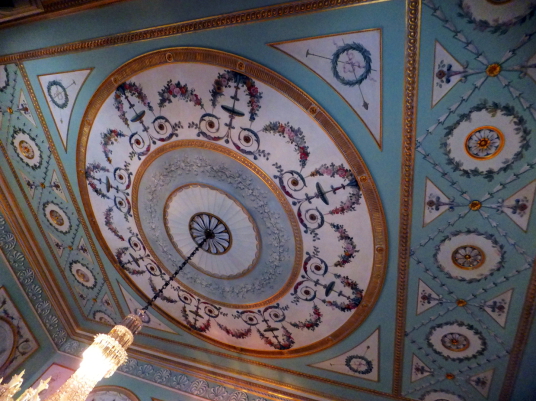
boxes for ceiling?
[0,0,535,400]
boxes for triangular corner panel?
[417,279,441,315]
[501,180,536,232]
[270,29,382,149]
[310,328,379,381]
[38,69,92,151]
[483,289,513,328]
[411,353,433,383]
[18,89,36,127]
[423,178,451,227]
[468,368,494,398]
[119,284,175,333]
[432,41,466,107]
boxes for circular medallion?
[345,355,373,374]
[451,245,485,270]
[47,80,69,109]
[190,213,232,254]
[420,390,465,401]
[93,310,115,325]
[11,128,42,170]
[69,260,96,289]
[458,0,534,34]
[427,321,486,362]
[164,184,259,279]
[464,126,504,159]
[43,201,71,234]
[78,48,386,357]
[435,229,504,282]
[443,101,529,178]
[89,387,139,401]
[440,332,470,352]
[0,317,16,371]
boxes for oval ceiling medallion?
[78,48,386,357]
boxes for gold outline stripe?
[16,62,125,317]
[392,0,421,395]
[0,0,383,64]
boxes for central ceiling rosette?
[78,48,386,356]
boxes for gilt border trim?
[0,0,384,64]
[392,0,421,395]
[16,62,125,316]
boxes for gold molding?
[0,0,131,30]
[0,146,80,339]
[89,385,140,401]
[499,258,536,400]
[392,0,421,395]
[16,62,125,317]
[0,0,382,64]
[132,140,301,308]
[76,47,388,358]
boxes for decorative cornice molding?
[0,0,130,30]
[0,0,381,63]
[499,258,536,400]
[392,0,421,395]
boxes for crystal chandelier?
[0,236,208,401]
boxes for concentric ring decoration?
[77,48,387,357]
[427,321,486,362]
[11,128,42,170]
[443,102,529,177]
[43,201,71,234]
[69,260,96,289]
[435,230,504,282]
[164,184,260,279]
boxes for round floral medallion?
[69,260,96,289]
[164,184,259,279]
[88,387,139,401]
[11,128,42,170]
[93,310,115,325]
[78,48,386,356]
[443,101,529,179]
[427,321,486,362]
[451,245,485,270]
[435,229,504,282]
[440,332,470,352]
[464,126,504,160]
[420,390,465,401]
[43,201,71,234]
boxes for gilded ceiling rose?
[78,48,386,356]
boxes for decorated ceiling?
[0,0,535,401]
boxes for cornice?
[392,0,421,395]
[0,0,383,64]
[0,0,131,30]
[0,166,78,341]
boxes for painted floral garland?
[47,80,69,109]
[442,100,531,181]
[0,65,9,93]
[262,121,310,168]
[457,0,536,35]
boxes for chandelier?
[0,236,208,401]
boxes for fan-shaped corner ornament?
[269,29,382,150]
[77,48,387,357]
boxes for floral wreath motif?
[441,100,531,181]
[331,42,372,87]
[345,354,373,375]
[419,389,466,401]
[42,201,72,234]
[47,80,69,109]
[434,228,505,283]
[0,65,9,93]
[10,127,42,171]
[426,320,487,362]
[69,259,97,290]
[93,310,115,325]
[457,0,536,35]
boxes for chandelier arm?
[140,236,208,312]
